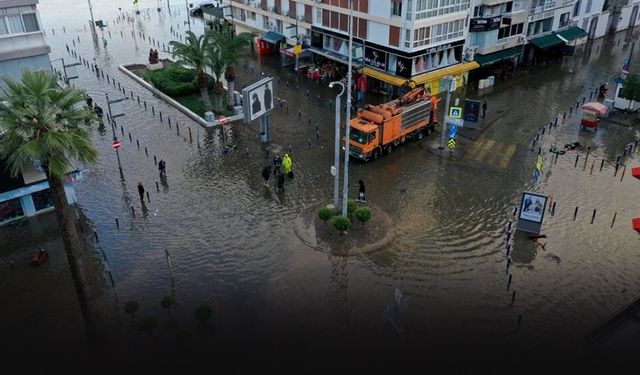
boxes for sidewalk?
[601,109,640,127]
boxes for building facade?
[0,0,77,225]
[225,0,480,95]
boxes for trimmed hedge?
[146,65,215,97]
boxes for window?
[498,22,524,39]
[0,6,39,36]
[32,189,53,211]
[412,19,464,47]
[542,17,552,32]
[6,15,24,33]
[316,9,322,23]
[504,1,513,13]
[22,13,38,32]
[559,12,570,28]
[527,17,553,36]
[586,0,592,13]
[414,0,471,20]
[249,12,256,20]
[0,18,7,35]
[0,197,24,223]
[392,0,402,17]
[573,0,581,17]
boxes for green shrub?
[194,304,214,323]
[160,295,177,317]
[354,207,372,225]
[331,215,350,234]
[347,200,359,216]
[124,300,140,320]
[147,64,216,97]
[318,207,333,223]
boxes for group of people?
[262,153,293,192]
[86,96,104,118]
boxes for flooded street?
[2,0,640,367]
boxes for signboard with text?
[469,16,502,32]
[364,47,387,70]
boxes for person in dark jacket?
[358,180,366,202]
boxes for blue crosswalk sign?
[448,124,457,139]
[533,169,540,182]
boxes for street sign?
[448,124,457,139]
[449,106,462,119]
[112,140,121,150]
[444,115,464,127]
[448,138,456,148]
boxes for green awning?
[530,34,565,49]
[474,46,523,67]
[555,26,587,41]
[261,31,285,45]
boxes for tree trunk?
[198,71,213,113]
[48,175,103,343]
[227,80,235,109]
[216,93,224,114]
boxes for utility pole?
[330,81,345,210]
[87,0,98,43]
[341,0,355,216]
[438,75,456,150]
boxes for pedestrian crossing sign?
[448,124,457,139]
[449,106,462,119]
[536,155,543,171]
[448,138,456,148]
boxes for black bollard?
[176,122,180,136]
[554,152,559,164]
[542,126,545,135]
[94,230,99,243]
[144,101,147,110]
[574,154,580,167]
[137,96,140,105]
[554,117,558,127]
[155,180,159,192]
[611,212,618,228]
[121,126,124,136]
[154,155,157,165]
[569,106,573,114]
[131,206,136,217]
[614,163,620,176]
[513,206,518,217]
[146,191,150,203]
[168,117,171,128]
[298,110,302,119]
[538,146,541,155]
[128,133,132,142]
[159,111,163,122]
[115,217,119,230]
[535,133,540,141]
[507,220,512,232]
[152,106,155,115]
[551,202,556,215]
[511,291,516,307]
[591,209,597,224]
[573,206,579,220]
[600,158,605,172]
[145,147,148,156]
[582,97,586,104]
[136,139,140,149]
[563,112,566,120]
[507,274,513,289]
[516,315,522,332]
[576,101,579,109]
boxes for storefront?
[472,46,523,82]
[0,158,77,225]
[526,33,566,65]
[309,26,364,66]
[257,31,286,56]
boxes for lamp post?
[438,75,456,150]
[329,81,345,211]
[87,0,98,43]
[106,93,126,180]
[341,0,355,216]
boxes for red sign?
[219,116,227,124]
[112,140,121,149]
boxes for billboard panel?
[243,77,275,123]
[519,193,547,224]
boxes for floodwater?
[2,0,640,369]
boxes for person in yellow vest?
[283,153,293,179]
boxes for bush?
[331,215,350,234]
[347,200,359,216]
[318,207,333,223]
[147,64,216,97]
[124,300,140,320]
[160,295,177,316]
[194,304,214,323]
[354,207,372,225]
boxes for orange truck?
[346,87,438,161]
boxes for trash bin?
[205,111,214,122]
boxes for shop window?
[0,198,24,223]
[32,188,54,211]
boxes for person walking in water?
[282,153,293,179]
[137,182,145,201]
[358,180,366,202]
[158,159,166,177]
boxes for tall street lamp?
[438,75,456,150]
[341,0,355,216]
[329,81,345,211]
[106,93,126,180]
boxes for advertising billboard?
[242,77,275,123]
[464,99,481,122]
[519,193,547,224]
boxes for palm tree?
[170,30,213,113]
[0,71,101,342]
[208,26,254,110]
[207,46,227,114]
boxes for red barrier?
[633,218,640,233]
[632,167,640,180]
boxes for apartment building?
[608,0,640,33]
[0,0,77,225]
[225,0,479,95]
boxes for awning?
[556,26,587,41]
[308,47,364,66]
[261,31,285,45]
[529,34,565,49]
[474,46,523,67]
[362,67,407,86]
[413,61,480,86]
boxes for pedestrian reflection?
[97,120,106,136]
[160,175,169,191]
[140,200,149,218]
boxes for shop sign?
[423,39,464,55]
[395,56,412,79]
[470,16,502,32]
[364,47,387,70]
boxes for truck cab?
[348,122,380,161]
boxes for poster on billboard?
[242,77,275,123]
[516,192,548,234]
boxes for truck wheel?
[417,130,424,140]
[386,144,393,154]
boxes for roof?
[582,102,608,115]
[529,33,565,49]
[556,26,587,41]
[474,46,523,67]
[260,31,286,45]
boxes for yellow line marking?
[488,143,508,164]
[475,139,495,162]
[499,144,517,169]
[468,138,486,154]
